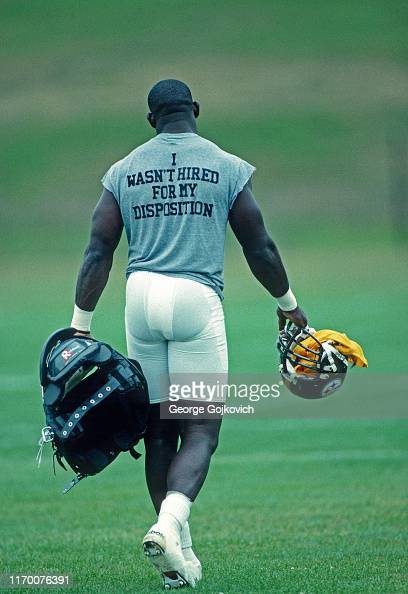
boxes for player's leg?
[143,404,197,565]
[167,417,222,500]
[166,280,227,499]
[144,403,179,513]
[149,280,227,585]
[125,271,177,514]
[126,272,198,587]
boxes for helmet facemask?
[278,323,348,398]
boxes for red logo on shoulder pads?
[62,349,74,363]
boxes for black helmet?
[277,323,348,399]
[38,328,149,492]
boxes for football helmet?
[277,322,349,399]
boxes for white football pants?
[125,271,228,403]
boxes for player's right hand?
[277,306,308,331]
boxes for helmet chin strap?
[321,343,336,371]
[321,342,349,372]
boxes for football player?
[70,79,307,589]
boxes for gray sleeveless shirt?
[102,132,255,298]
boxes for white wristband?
[276,288,297,311]
[71,305,94,332]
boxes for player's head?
[147,79,199,129]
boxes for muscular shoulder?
[193,137,254,182]
[196,136,242,162]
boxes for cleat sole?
[143,540,165,557]
[162,573,188,590]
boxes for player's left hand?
[277,306,308,331]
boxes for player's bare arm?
[73,188,123,320]
[229,180,307,329]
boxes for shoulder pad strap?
[60,376,121,439]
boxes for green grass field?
[1,412,407,593]
[1,1,408,592]
[1,249,407,593]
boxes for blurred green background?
[2,0,407,371]
[1,1,407,592]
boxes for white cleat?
[162,573,188,590]
[143,527,195,589]
[184,559,202,586]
